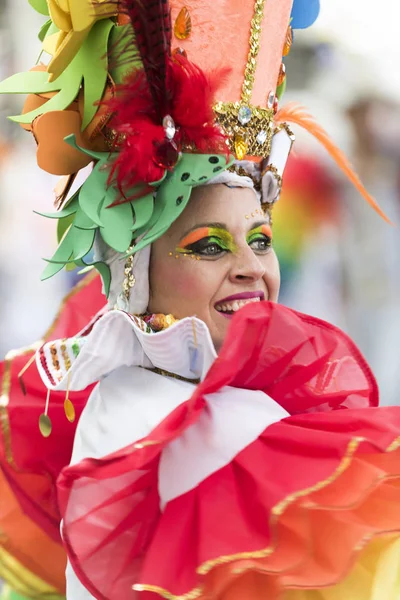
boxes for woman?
[2,0,400,599]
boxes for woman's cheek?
[171,262,213,302]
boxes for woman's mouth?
[215,292,265,318]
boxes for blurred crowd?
[1,1,399,408]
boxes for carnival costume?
[1,1,400,599]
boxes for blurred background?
[0,0,399,405]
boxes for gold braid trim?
[133,434,400,599]
[241,0,268,104]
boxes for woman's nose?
[228,245,265,282]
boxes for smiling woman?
[148,184,280,350]
[1,0,400,599]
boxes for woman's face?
[148,183,280,351]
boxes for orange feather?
[275,103,391,223]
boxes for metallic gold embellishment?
[133,584,203,600]
[174,7,192,40]
[123,249,136,303]
[214,101,274,159]
[227,164,262,190]
[241,0,267,104]
[64,372,75,424]
[142,366,200,385]
[60,341,71,371]
[274,121,296,142]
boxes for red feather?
[105,53,229,202]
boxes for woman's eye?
[249,236,272,252]
[185,238,226,257]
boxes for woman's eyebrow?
[247,220,269,232]
[180,222,227,238]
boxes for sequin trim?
[60,340,72,371]
[71,340,81,358]
[241,0,267,104]
[133,434,400,598]
[39,347,56,387]
[48,344,63,383]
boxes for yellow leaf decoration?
[45,0,118,81]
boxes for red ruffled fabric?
[0,273,105,547]
[57,302,400,599]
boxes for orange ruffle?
[0,469,66,595]
[188,440,400,599]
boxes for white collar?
[36,310,217,392]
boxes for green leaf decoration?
[74,210,98,230]
[41,234,74,279]
[1,19,114,129]
[130,193,154,231]
[57,214,74,243]
[75,259,111,298]
[39,146,232,296]
[99,201,135,253]
[132,153,234,253]
[28,0,49,15]
[35,192,79,219]
[69,227,96,260]
[38,19,52,42]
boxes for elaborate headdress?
[0,0,387,308]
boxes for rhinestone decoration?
[283,26,293,56]
[267,91,275,109]
[163,115,176,141]
[214,101,275,159]
[174,7,192,40]
[153,141,179,169]
[256,130,267,145]
[234,134,248,161]
[273,96,279,114]
[238,105,252,125]
[172,47,187,58]
[277,63,286,87]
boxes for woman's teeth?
[215,297,261,313]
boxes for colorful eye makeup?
[174,223,272,258]
[176,227,238,255]
[246,224,273,245]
